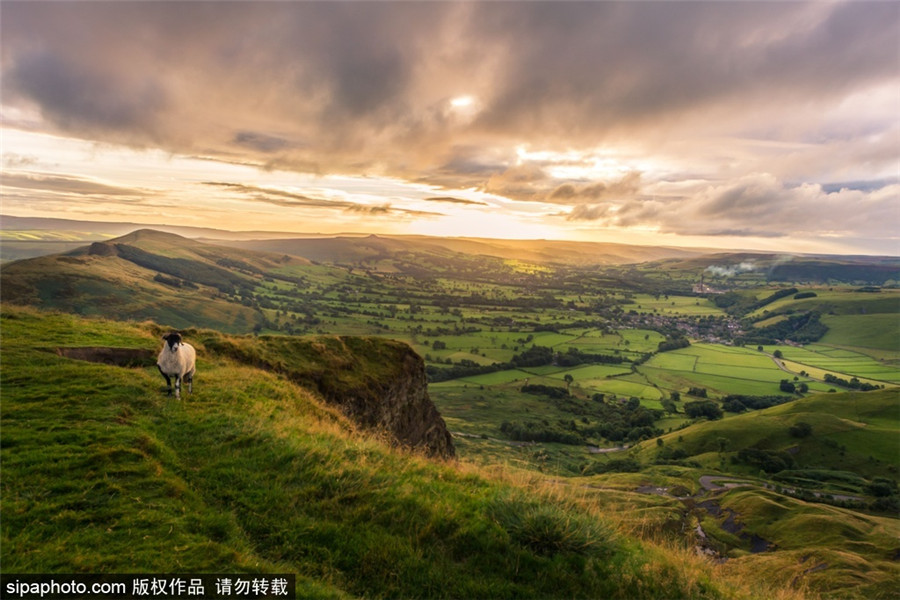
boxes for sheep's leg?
[185,368,195,395]
[174,375,182,399]
[158,366,173,395]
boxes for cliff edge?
[201,333,455,459]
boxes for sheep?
[157,332,196,399]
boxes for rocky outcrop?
[323,341,455,459]
[202,333,455,459]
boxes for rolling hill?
[635,388,900,479]
[1,305,758,599]
[0,230,311,332]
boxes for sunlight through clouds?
[1,1,897,253]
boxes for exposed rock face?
[332,343,455,459]
[203,334,455,459]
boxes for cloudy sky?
[1,1,898,254]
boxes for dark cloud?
[5,2,893,182]
[470,2,899,140]
[232,132,294,154]
[5,50,167,141]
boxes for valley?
[1,222,898,598]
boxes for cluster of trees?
[684,400,723,420]
[499,420,583,445]
[823,373,882,392]
[657,336,691,352]
[721,394,792,413]
[735,448,797,473]
[780,379,809,394]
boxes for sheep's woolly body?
[157,344,196,378]
[157,333,196,398]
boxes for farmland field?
[821,313,900,353]
[764,344,900,384]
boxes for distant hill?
[0,229,310,332]
[0,215,329,263]
[646,253,900,285]
[215,234,710,266]
[2,214,711,266]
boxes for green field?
[629,293,725,316]
[639,344,800,397]
[764,344,900,384]
[821,313,900,353]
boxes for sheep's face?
[163,332,184,352]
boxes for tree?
[564,373,574,394]
[773,349,784,359]
[684,400,723,420]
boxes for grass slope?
[0,230,317,333]
[2,306,745,599]
[636,389,900,479]
[713,488,899,598]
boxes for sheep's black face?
[163,332,183,351]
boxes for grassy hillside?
[2,306,766,599]
[0,230,314,333]
[708,488,899,597]
[635,388,899,479]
